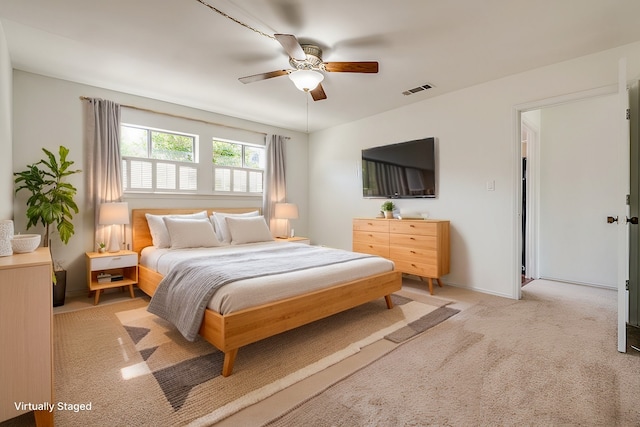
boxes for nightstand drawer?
[90,253,137,271]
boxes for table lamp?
[274,203,298,239]
[99,202,129,252]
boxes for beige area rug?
[52,294,457,426]
[263,280,640,426]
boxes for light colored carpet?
[49,293,453,426]
[263,280,640,426]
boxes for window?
[212,139,265,194]
[120,123,265,196]
[121,125,198,192]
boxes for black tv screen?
[361,137,436,198]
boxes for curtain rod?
[79,96,273,137]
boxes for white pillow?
[226,216,274,245]
[163,217,221,249]
[212,211,259,244]
[145,211,207,248]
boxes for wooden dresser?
[353,218,450,294]
[0,247,53,426]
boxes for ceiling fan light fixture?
[289,70,324,92]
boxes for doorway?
[522,95,619,288]
[514,85,624,301]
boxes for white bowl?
[11,234,42,253]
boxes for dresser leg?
[427,278,434,295]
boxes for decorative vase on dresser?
[353,217,450,294]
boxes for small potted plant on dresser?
[14,146,81,307]
[381,201,396,219]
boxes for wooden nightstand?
[86,250,138,305]
[276,236,311,245]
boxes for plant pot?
[53,270,67,307]
[384,211,394,219]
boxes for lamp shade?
[98,202,130,225]
[274,203,299,219]
[288,70,324,92]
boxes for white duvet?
[140,241,395,314]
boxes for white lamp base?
[107,225,121,252]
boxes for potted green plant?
[14,146,81,306]
[97,242,106,253]
[381,201,396,219]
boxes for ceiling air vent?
[402,83,433,96]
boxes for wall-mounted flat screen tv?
[361,137,436,198]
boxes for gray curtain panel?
[262,135,287,235]
[83,98,123,248]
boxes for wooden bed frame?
[132,208,402,376]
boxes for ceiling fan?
[238,34,379,101]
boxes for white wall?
[308,41,640,298]
[0,22,12,220]
[539,94,619,288]
[12,71,308,295]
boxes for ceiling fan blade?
[310,83,327,101]
[238,69,290,84]
[274,33,306,61]
[324,61,379,73]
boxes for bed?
[132,208,402,376]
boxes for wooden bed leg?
[222,348,239,377]
[384,294,394,309]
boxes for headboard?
[131,208,261,255]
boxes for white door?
[537,94,620,288]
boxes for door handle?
[627,216,639,224]
[607,216,618,223]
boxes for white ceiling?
[2,0,640,133]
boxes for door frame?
[512,84,619,300]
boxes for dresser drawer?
[353,230,389,246]
[390,233,436,250]
[393,259,438,277]
[353,219,389,233]
[353,242,389,258]
[390,245,438,262]
[90,253,137,271]
[390,221,438,236]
